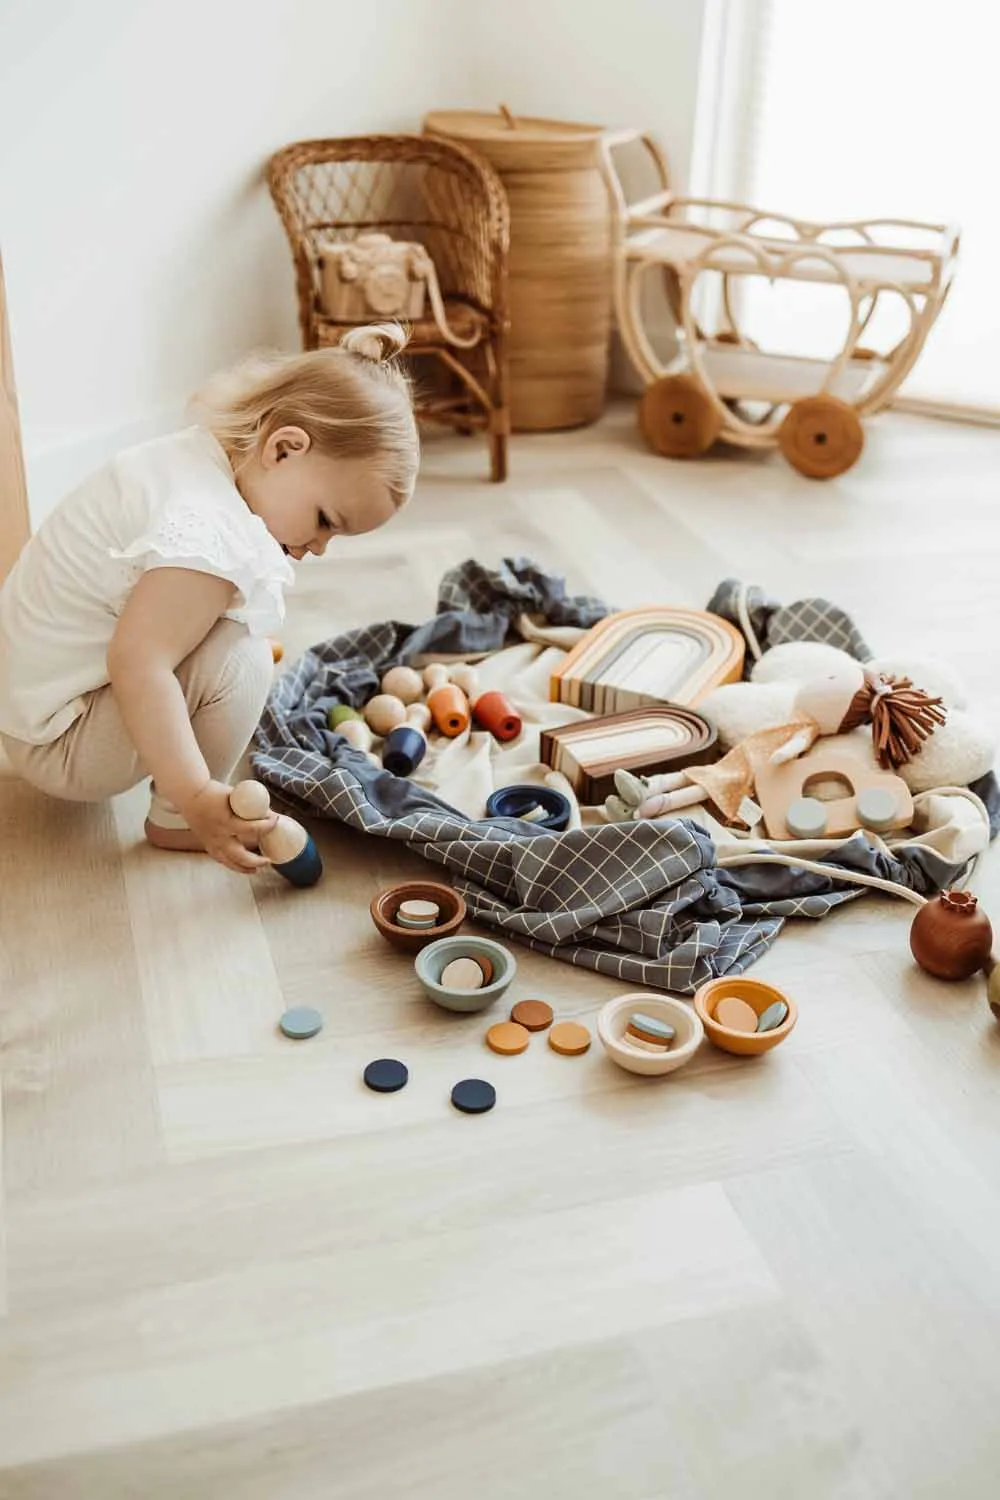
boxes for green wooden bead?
[327,704,363,730]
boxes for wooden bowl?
[369,881,466,954]
[597,992,703,1077]
[414,936,517,1014]
[693,977,797,1057]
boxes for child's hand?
[180,781,278,874]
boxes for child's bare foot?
[144,819,261,854]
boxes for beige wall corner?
[0,251,30,583]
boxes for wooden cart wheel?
[778,395,865,479]
[639,374,722,459]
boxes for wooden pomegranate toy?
[909,890,993,981]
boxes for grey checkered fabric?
[708,578,873,670]
[253,559,986,994]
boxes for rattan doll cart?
[603,133,959,478]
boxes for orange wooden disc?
[486,1021,530,1055]
[548,1021,591,1056]
[714,996,759,1034]
[511,999,554,1032]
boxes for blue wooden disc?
[363,1058,409,1093]
[279,1006,323,1039]
[756,1000,789,1033]
[450,1078,496,1114]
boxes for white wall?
[0,0,469,520]
[466,0,705,185]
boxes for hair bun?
[340,322,409,363]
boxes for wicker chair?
[267,134,510,482]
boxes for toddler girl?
[0,322,418,873]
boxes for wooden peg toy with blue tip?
[229,780,323,887]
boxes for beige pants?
[1,620,273,829]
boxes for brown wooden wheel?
[639,374,722,459]
[778,395,865,479]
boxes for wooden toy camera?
[317,232,433,321]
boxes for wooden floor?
[2,405,1000,1498]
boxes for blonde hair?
[191,322,418,508]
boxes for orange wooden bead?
[473,691,522,742]
[427,683,470,737]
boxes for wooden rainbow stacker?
[549,606,744,714]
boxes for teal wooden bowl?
[414,936,517,1014]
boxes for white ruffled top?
[0,426,295,745]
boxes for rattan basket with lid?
[424,107,614,431]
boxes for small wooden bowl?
[369,881,466,954]
[693,977,797,1057]
[597,992,703,1077]
[414,936,517,1014]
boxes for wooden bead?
[380,666,424,704]
[449,663,480,697]
[339,719,374,752]
[427,683,470,737]
[406,702,432,732]
[270,641,284,663]
[909,891,994,981]
[327,704,364,729]
[260,815,307,865]
[364,694,407,736]
[473,690,522,742]
[229,780,271,820]
[422,663,450,692]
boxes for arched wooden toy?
[601,131,958,479]
[229,780,323,887]
[753,746,913,841]
[550,606,744,714]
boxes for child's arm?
[107,568,275,873]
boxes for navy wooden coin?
[450,1078,497,1114]
[363,1058,409,1093]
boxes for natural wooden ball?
[380,666,424,704]
[422,663,450,692]
[230,780,271,820]
[364,694,407,736]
